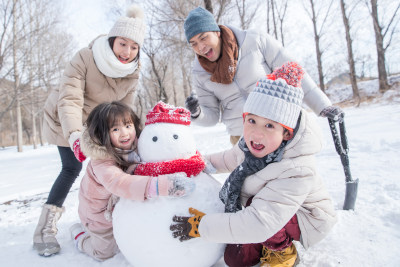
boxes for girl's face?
[243,114,291,158]
[109,118,136,150]
[189,31,221,62]
[112,37,139,64]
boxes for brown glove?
[170,207,205,242]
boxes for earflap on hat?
[145,101,191,126]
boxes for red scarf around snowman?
[134,101,205,177]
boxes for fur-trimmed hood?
[80,129,112,160]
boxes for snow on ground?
[1,99,400,266]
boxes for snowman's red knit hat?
[145,101,191,126]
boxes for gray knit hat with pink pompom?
[243,62,305,129]
[108,4,146,47]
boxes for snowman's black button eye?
[152,136,158,142]
[173,134,178,140]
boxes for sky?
[61,0,112,48]
[0,77,400,266]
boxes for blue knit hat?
[184,7,220,42]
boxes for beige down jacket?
[202,111,337,249]
[191,26,332,136]
[43,36,140,147]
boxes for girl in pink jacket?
[70,101,193,261]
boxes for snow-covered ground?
[1,86,400,266]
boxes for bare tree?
[265,0,289,46]
[204,0,213,13]
[12,0,23,152]
[270,0,278,39]
[235,0,258,30]
[303,0,334,92]
[273,0,289,46]
[340,0,360,105]
[367,0,399,92]
[0,0,73,148]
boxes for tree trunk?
[12,0,23,152]
[309,0,325,92]
[271,0,278,39]
[204,0,213,13]
[267,0,271,34]
[39,111,44,146]
[29,2,37,148]
[340,0,360,105]
[370,0,389,92]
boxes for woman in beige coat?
[33,5,146,257]
[171,63,337,267]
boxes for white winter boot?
[32,204,64,256]
[70,223,86,252]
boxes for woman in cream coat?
[33,5,146,257]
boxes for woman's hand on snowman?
[146,173,195,199]
[68,131,86,162]
[170,207,205,242]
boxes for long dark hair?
[85,101,142,169]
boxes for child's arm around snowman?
[204,142,245,174]
[85,158,188,200]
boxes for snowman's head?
[138,123,196,162]
[138,101,196,162]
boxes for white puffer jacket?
[202,111,337,249]
[191,26,332,136]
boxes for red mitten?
[72,139,86,162]
[69,131,86,162]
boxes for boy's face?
[243,114,291,158]
[189,31,221,62]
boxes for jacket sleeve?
[258,32,331,115]
[91,159,150,201]
[205,143,244,173]
[58,49,88,140]
[191,68,220,127]
[198,167,314,244]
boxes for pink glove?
[69,131,86,162]
[146,173,195,199]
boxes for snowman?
[113,101,225,267]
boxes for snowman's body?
[113,114,225,267]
